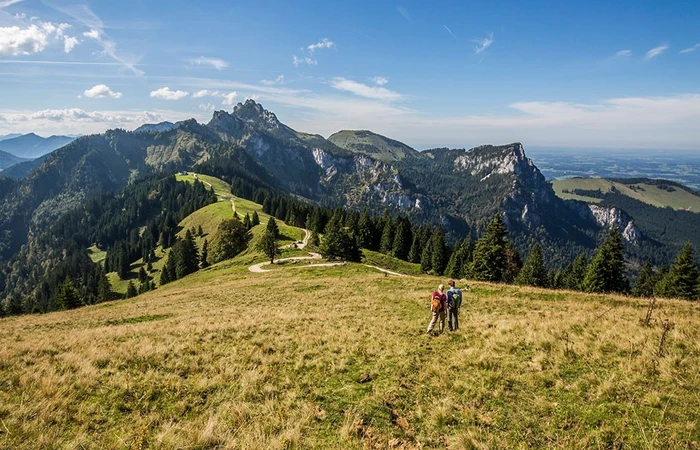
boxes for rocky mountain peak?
[232,99,282,131]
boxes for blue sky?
[1,0,699,149]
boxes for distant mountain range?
[0,149,28,170]
[0,133,76,159]
[0,100,696,273]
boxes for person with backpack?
[426,284,447,335]
[446,280,465,331]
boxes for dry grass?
[1,261,698,449]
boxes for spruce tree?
[200,239,210,268]
[210,218,249,263]
[97,269,111,302]
[125,281,137,299]
[503,243,523,283]
[197,225,204,236]
[310,230,321,247]
[266,217,280,239]
[431,227,448,276]
[161,252,176,284]
[256,230,281,263]
[175,230,199,279]
[408,228,423,264]
[251,211,260,226]
[379,218,395,255]
[56,277,80,310]
[515,244,549,287]
[320,220,361,262]
[420,237,433,274]
[633,260,656,298]
[138,267,148,283]
[471,215,509,282]
[656,243,700,300]
[583,228,629,293]
[563,255,587,291]
[243,213,252,230]
[357,210,374,250]
[392,218,412,261]
[117,246,131,280]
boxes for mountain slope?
[0,149,28,170]
[0,133,75,159]
[328,129,420,162]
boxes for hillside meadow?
[1,257,698,449]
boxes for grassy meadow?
[552,178,700,211]
[1,257,698,449]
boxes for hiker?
[446,280,465,331]
[426,284,447,335]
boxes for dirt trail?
[248,252,343,273]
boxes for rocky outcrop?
[588,204,641,244]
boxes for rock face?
[588,204,641,244]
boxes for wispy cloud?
[187,56,228,70]
[50,3,144,76]
[615,49,632,57]
[397,6,412,23]
[645,44,669,60]
[330,77,402,101]
[307,38,334,53]
[261,75,285,86]
[199,103,215,111]
[0,0,24,8]
[473,32,494,54]
[292,55,316,67]
[680,43,700,54]
[444,25,457,39]
[150,87,189,100]
[83,84,122,99]
[372,76,388,86]
[191,89,238,105]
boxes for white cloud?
[187,56,228,70]
[150,87,189,100]
[397,6,412,23]
[261,75,285,85]
[199,103,216,111]
[63,36,80,52]
[330,77,402,101]
[0,0,24,8]
[83,29,100,40]
[645,45,669,60]
[473,33,494,54]
[372,76,388,85]
[222,91,238,106]
[292,55,317,66]
[680,43,700,54]
[191,89,238,105]
[307,38,334,53]
[83,84,122,99]
[615,49,632,57]
[0,21,72,56]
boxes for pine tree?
[503,243,523,283]
[7,295,23,315]
[161,252,176,285]
[471,215,509,282]
[392,218,412,261]
[56,277,80,310]
[563,255,587,291]
[243,213,252,230]
[379,218,395,255]
[200,239,210,268]
[357,210,374,249]
[655,243,700,300]
[97,269,111,302]
[125,281,137,299]
[197,225,204,236]
[256,230,281,263]
[310,230,320,247]
[420,236,433,274]
[251,211,260,226]
[266,217,280,239]
[431,227,448,276]
[319,221,361,262]
[175,230,199,279]
[515,244,549,287]
[583,228,629,294]
[117,246,131,280]
[138,267,148,283]
[408,228,423,264]
[633,260,656,298]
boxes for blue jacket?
[446,287,462,308]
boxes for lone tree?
[56,277,80,310]
[655,243,700,300]
[515,244,549,287]
[583,228,629,294]
[471,215,509,282]
[210,218,249,263]
[266,217,280,239]
[256,230,281,264]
